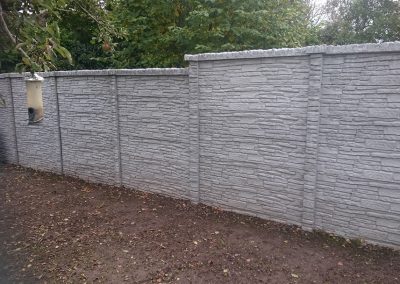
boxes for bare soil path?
[0,164,399,283]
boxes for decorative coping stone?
[184,41,400,61]
[0,68,189,79]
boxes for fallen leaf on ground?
[291,273,299,278]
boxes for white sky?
[313,0,328,7]
[311,0,329,23]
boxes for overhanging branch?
[0,1,16,45]
[0,2,30,59]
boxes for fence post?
[54,75,64,174]
[188,61,200,203]
[302,52,324,230]
[8,77,19,165]
[112,74,122,186]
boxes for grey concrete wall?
[117,71,190,198]
[1,42,400,248]
[184,42,400,248]
[9,76,62,173]
[0,78,17,164]
[315,52,400,246]
[57,74,118,184]
[192,57,309,225]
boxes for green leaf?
[22,57,31,66]
[55,46,73,64]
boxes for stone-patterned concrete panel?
[57,76,112,94]
[118,75,190,199]
[197,56,309,225]
[316,52,400,246]
[10,77,61,173]
[57,76,118,185]
[120,136,190,198]
[0,78,17,164]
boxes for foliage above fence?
[3,0,400,73]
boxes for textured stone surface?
[0,78,18,164]
[9,77,62,173]
[315,53,400,247]
[118,75,190,199]
[195,57,309,225]
[57,75,118,185]
[1,43,400,248]
[188,62,200,203]
[302,54,323,230]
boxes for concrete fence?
[1,42,400,248]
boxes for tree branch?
[0,1,16,45]
[0,2,31,60]
[74,1,119,38]
[75,1,104,26]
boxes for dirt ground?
[0,165,399,284]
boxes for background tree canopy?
[1,0,400,73]
[321,0,400,44]
[113,0,318,67]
